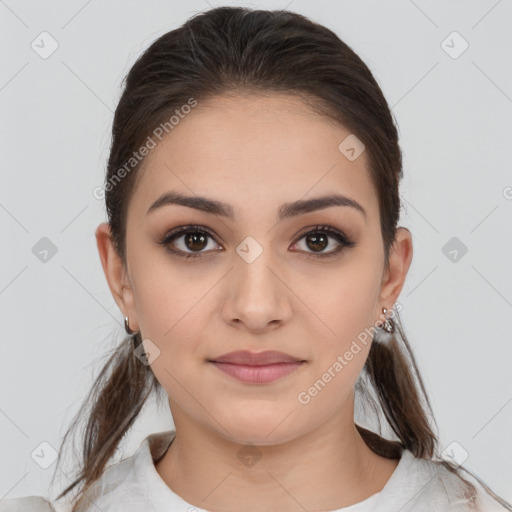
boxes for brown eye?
[159,225,221,258]
[292,225,356,257]
[183,231,209,252]
[304,232,329,252]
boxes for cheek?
[134,266,210,406]
[314,259,381,343]
[130,248,214,338]
[128,262,216,399]
[296,297,375,414]
[304,260,380,385]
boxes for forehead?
[129,92,379,225]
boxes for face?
[97,92,411,447]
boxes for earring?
[381,307,395,334]
[124,316,135,335]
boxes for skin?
[96,92,413,511]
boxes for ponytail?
[53,333,159,510]
[359,313,436,458]
[355,312,493,509]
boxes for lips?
[209,350,305,365]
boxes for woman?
[3,5,510,511]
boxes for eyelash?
[158,224,355,260]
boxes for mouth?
[208,350,306,384]
[209,361,305,384]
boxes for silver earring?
[381,307,395,334]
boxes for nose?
[221,247,293,334]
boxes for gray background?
[1,0,511,504]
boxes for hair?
[50,6,511,511]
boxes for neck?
[155,398,400,511]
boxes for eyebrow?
[146,191,366,221]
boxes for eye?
[291,225,355,257]
[159,225,222,259]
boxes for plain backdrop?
[1,0,511,504]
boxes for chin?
[215,416,303,448]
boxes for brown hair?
[51,6,511,510]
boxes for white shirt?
[1,430,509,511]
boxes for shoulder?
[72,430,175,512]
[0,496,58,511]
[70,454,140,511]
[383,449,511,511]
[0,433,175,512]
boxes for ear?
[377,227,413,317]
[95,222,139,332]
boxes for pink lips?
[209,350,305,384]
